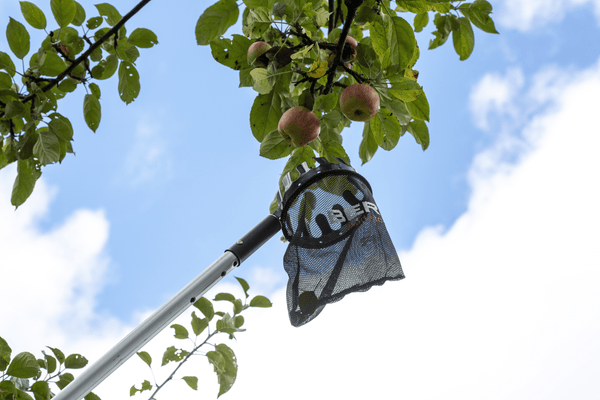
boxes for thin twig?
[21,0,152,104]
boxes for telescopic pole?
[52,214,281,400]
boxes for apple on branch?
[340,84,380,122]
[278,106,321,147]
[247,41,271,67]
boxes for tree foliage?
[0,336,102,400]
[0,0,156,208]
[130,277,271,399]
[0,0,497,209]
[194,0,498,211]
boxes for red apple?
[278,106,321,147]
[247,41,271,67]
[340,84,380,122]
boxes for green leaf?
[7,18,30,59]
[37,51,66,77]
[191,311,208,336]
[359,120,378,165]
[4,100,25,119]
[95,3,122,26]
[0,337,12,372]
[0,380,17,398]
[370,108,402,151]
[128,28,159,48]
[461,0,499,34]
[51,0,76,28]
[319,138,351,165]
[216,313,237,335]
[20,2,47,29]
[117,61,140,104]
[414,12,429,32]
[406,90,430,121]
[389,78,423,102]
[250,68,273,94]
[209,34,252,71]
[83,94,101,132]
[452,17,475,60]
[136,351,151,367]
[429,13,455,50]
[249,295,272,307]
[161,346,189,367]
[407,119,429,150]
[170,324,189,339]
[7,352,40,379]
[64,354,88,369]
[11,159,41,208]
[260,129,294,160]
[92,53,119,80]
[84,392,101,400]
[182,376,198,391]
[250,91,283,142]
[193,297,214,321]
[42,353,57,374]
[116,43,140,63]
[372,15,415,70]
[234,315,244,328]
[48,114,73,141]
[33,130,60,165]
[130,380,152,396]
[314,93,338,112]
[242,7,271,39]
[214,292,236,303]
[235,277,250,298]
[279,147,316,190]
[72,1,86,26]
[0,51,17,76]
[89,83,101,99]
[207,344,237,398]
[239,67,253,87]
[86,16,103,30]
[46,347,65,365]
[30,381,50,400]
[58,77,78,93]
[396,0,428,14]
[196,0,239,45]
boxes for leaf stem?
[147,330,219,399]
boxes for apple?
[334,35,358,62]
[340,84,380,122]
[278,106,321,147]
[247,41,271,67]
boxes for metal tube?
[53,251,239,400]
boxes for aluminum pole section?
[53,214,281,400]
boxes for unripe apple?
[340,84,380,122]
[334,35,358,62]
[247,41,271,67]
[278,106,321,147]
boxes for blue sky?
[2,0,600,399]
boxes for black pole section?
[227,214,282,264]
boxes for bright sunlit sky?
[2,0,600,399]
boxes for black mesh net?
[278,158,404,327]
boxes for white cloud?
[120,118,172,187]
[0,167,120,348]
[469,67,525,131]
[496,0,600,31]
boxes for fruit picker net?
[276,157,404,327]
